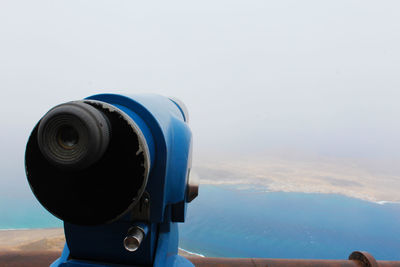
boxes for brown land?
[0,228,64,252]
[193,155,400,203]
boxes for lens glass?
[57,125,79,149]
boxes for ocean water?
[1,185,400,260]
[0,194,62,229]
[180,185,400,260]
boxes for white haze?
[1,0,400,194]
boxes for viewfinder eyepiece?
[37,102,110,171]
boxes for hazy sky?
[1,0,400,193]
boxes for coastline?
[193,158,400,203]
[198,182,400,208]
[0,228,65,252]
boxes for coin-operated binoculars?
[25,94,198,267]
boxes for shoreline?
[193,156,400,203]
[199,181,400,205]
[0,227,61,231]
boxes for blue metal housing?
[51,94,194,267]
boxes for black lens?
[36,102,111,171]
[57,125,79,149]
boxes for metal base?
[51,245,194,267]
[51,222,194,267]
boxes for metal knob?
[124,226,146,252]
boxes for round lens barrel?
[25,100,150,225]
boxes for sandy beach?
[0,228,64,252]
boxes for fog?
[1,0,400,192]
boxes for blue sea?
[1,184,400,260]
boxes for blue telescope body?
[25,94,197,267]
